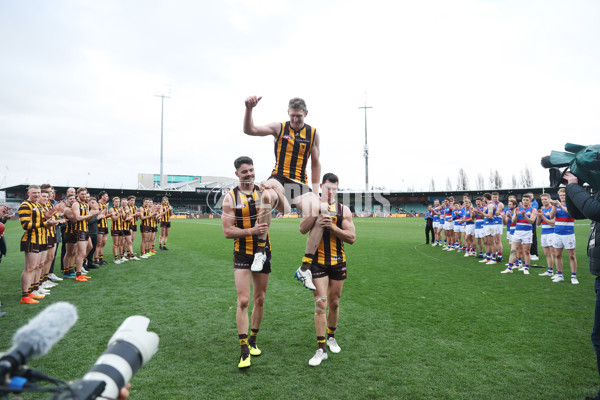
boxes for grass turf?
[0,218,595,399]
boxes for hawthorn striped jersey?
[230,186,270,256]
[64,204,77,235]
[272,122,316,184]
[111,206,124,231]
[314,202,346,266]
[18,200,48,246]
[98,201,109,230]
[129,204,138,225]
[75,201,89,232]
[161,204,172,223]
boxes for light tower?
[359,94,372,192]
[155,93,170,188]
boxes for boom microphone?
[0,302,78,379]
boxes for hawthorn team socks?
[257,240,266,254]
[317,336,326,351]
[301,253,315,270]
[249,329,259,347]
[327,326,336,339]
[239,334,249,355]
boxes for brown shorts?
[122,229,131,237]
[98,227,109,235]
[161,221,171,228]
[65,232,78,244]
[131,225,137,232]
[268,174,312,204]
[20,241,45,253]
[77,231,90,242]
[152,227,158,233]
[311,262,347,281]
[234,251,271,274]
[111,230,123,237]
[47,236,57,247]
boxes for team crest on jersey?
[282,134,293,140]
[236,204,248,210]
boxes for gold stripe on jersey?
[18,201,48,246]
[231,186,269,255]
[141,207,153,228]
[65,205,77,234]
[130,205,138,224]
[272,122,316,184]
[111,206,124,231]
[98,202,108,229]
[315,202,346,266]
[75,201,89,232]
[44,201,57,240]
[161,204,172,223]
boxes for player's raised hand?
[245,96,262,109]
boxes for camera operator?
[562,171,600,399]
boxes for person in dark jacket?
[563,171,600,400]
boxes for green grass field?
[0,218,596,399]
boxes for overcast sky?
[1,0,599,193]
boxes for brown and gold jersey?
[44,201,57,239]
[129,204,138,225]
[161,204,172,223]
[315,202,346,266]
[18,200,47,246]
[271,122,316,184]
[65,205,77,235]
[141,207,151,228]
[98,201,108,229]
[111,206,123,231]
[230,186,270,256]
[75,201,89,233]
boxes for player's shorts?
[47,236,57,247]
[64,232,78,244]
[512,230,533,244]
[234,251,271,274]
[141,225,152,233]
[311,262,347,281]
[268,174,312,204]
[454,224,464,233]
[122,229,131,237]
[76,231,90,242]
[131,225,137,232]
[433,221,439,229]
[552,234,576,250]
[111,229,123,237]
[493,224,503,236]
[161,222,171,228]
[98,227,109,235]
[483,225,494,237]
[474,227,484,239]
[464,225,475,236]
[541,233,555,248]
[444,221,454,230]
[20,241,45,253]
[152,227,158,233]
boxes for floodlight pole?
[156,94,170,187]
[359,94,372,192]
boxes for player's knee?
[237,296,250,311]
[328,297,340,311]
[254,293,266,308]
[314,296,327,313]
